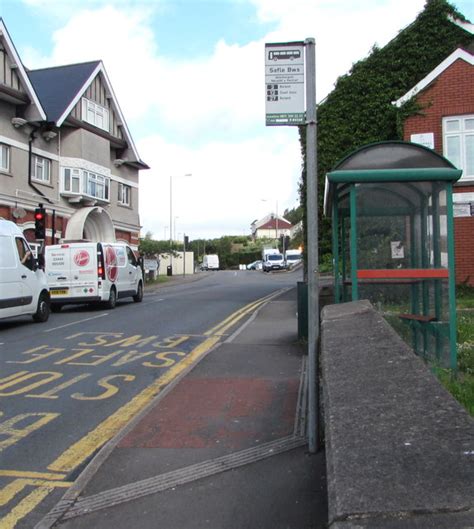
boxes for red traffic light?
[34,211,44,221]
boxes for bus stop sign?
[265,42,305,126]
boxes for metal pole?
[169,175,173,274]
[51,208,56,244]
[276,200,279,240]
[183,233,186,278]
[305,38,319,453]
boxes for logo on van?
[74,250,90,267]
[105,246,118,282]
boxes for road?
[0,268,302,528]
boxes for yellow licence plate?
[51,289,68,296]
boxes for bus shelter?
[324,141,462,369]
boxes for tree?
[298,0,472,260]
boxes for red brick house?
[394,43,474,285]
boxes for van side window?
[15,237,33,270]
[0,237,16,268]
[126,247,137,267]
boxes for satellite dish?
[12,207,26,219]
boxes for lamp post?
[174,217,180,243]
[169,173,191,274]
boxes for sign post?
[265,39,319,453]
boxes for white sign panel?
[265,42,305,126]
[391,241,405,259]
[454,203,471,217]
[453,192,474,203]
[410,133,435,150]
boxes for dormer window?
[81,97,109,132]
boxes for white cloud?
[18,0,445,239]
[138,128,302,240]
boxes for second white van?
[45,241,144,311]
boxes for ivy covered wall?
[299,0,473,259]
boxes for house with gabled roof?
[251,213,292,240]
[0,19,148,251]
[394,30,474,284]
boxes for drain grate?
[63,435,306,520]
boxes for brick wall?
[403,57,474,285]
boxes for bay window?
[61,167,110,201]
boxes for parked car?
[246,260,263,270]
[0,219,50,322]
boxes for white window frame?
[32,154,51,183]
[63,167,81,193]
[0,143,10,173]
[61,167,110,202]
[81,97,110,132]
[443,114,474,181]
[118,182,131,206]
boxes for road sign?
[265,42,305,126]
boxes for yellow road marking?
[204,291,277,336]
[0,479,71,506]
[0,486,54,529]
[0,470,65,480]
[48,334,220,473]
[4,291,279,527]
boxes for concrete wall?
[158,252,194,276]
[321,300,474,528]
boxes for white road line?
[142,298,165,306]
[43,313,109,333]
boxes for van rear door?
[46,243,99,302]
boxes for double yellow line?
[205,288,287,337]
[2,289,284,528]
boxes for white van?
[0,219,50,322]
[45,241,144,311]
[202,254,219,271]
[285,249,302,268]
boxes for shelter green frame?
[324,141,462,369]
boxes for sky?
[1,0,473,240]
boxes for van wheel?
[33,292,50,322]
[133,282,143,303]
[105,287,117,309]
[51,304,63,313]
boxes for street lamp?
[174,216,180,243]
[169,173,191,274]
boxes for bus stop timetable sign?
[265,42,305,126]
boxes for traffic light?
[34,205,46,240]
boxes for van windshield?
[268,254,283,261]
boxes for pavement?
[38,278,328,529]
